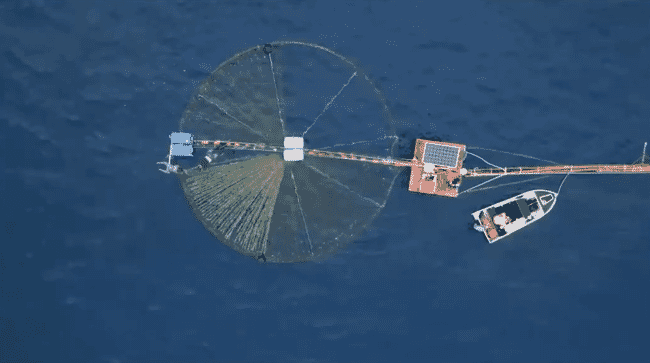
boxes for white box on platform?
[283,137,304,161]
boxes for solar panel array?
[423,143,460,168]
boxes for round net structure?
[177,41,402,262]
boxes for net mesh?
[177,41,402,262]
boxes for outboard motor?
[473,223,485,233]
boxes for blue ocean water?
[1,0,649,362]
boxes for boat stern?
[471,209,500,243]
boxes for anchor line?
[459,175,552,195]
[458,175,504,195]
[556,173,571,197]
[466,151,505,171]
[466,146,559,165]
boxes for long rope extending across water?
[466,146,559,165]
[458,175,552,195]
[556,173,571,196]
[319,135,398,150]
[458,175,504,195]
[466,151,505,171]
[460,147,560,195]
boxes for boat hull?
[471,189,557,243]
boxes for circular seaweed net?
[177,41,402,262]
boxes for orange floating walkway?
[189,138,650,198]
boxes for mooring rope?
[466,151,506,171]
[556,173,571,197]
[466,146,559,165]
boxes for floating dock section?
[408,139,467,198]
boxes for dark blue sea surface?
[2,0,650,362]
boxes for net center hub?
[283,137,304,161]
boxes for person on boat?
[493,212,511,228]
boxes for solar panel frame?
[423,143,460,168]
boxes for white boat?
[471,189,557,243]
